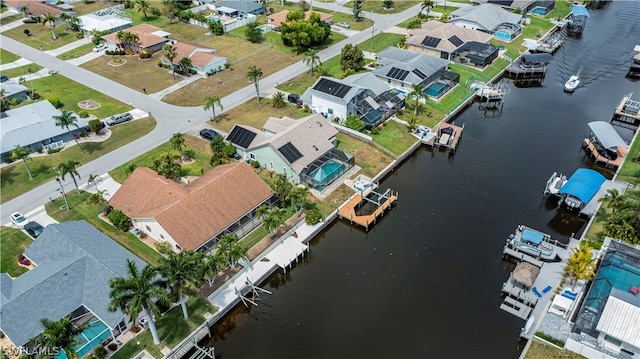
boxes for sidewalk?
[0,58,33,71]
[148,74,202,100]
[43,37,91,57]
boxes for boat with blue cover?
[506,225,558,262]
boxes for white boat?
[564,73,580,92]
[506,225,558,262]
[543,172,567,196]
[523,315,535,335]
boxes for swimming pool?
[55,319,111,359]
[424,82,448,98]
[531,6,548,15]
[258,25,270,33]
[309,160,345,187]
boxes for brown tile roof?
[6,0,63,17]
[160,42,220,67]
[102,24,168,48]
[267,10,332,27]
[109,163,273,250]
[407,21,492,52]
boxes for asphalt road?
[1,3,420,222]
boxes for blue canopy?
[571,6,590,17]
[558,169,605,204]
[522,228,543,245]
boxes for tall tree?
[53,110,85,154]
[11,146,32,180]
[287,186,309,215]
[109,260,169,345]
[178,57,192,74]
[135,0,152,19]
[421,0,435,18]
[352,0,364,22]
[247,65,263,108]
[565,241,596,290]
[409,83,426,115]
[272,173,293,206]
[203,95,223,122]
[157,251,201,320]
[88,174,101,192]
[598,188,623,214]
[152,152,182,180]
[193,251,225,287]
[41,12,57,40]
[58,160,82,194]
[340,44,364,72]
[170,133,186,160]
[35,316,89,359]
[162,1,177,23]
[304,48,321,75]
[162,43,177,80]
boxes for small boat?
[506,225,558,262]
[543,172,567,197]
[523,315,535,335]
[564,73,580,92]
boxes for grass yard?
[0,226,33,277]
[614,125,640,186]
[430,5,460,14]
[57,42,95,60]
[583,205,609,244]
[81,52,178,95]
[524,341,585,359]
[336,133,393,178]
[545,1,573,20]
[371,120,418,155]
[45,191,164,266]
[315,184,355,216]
[278,72,318,96]
[206,99,310,133]
[1,118,155,203]
[0,48,20,64]
[3,23,83,51]
[110,297,216,359]
[0,13,23,25]
[369,33,405,53]
[67,1,112,16]
[397,102,446,128]
[0,63,43,79]
[343,0,421,14]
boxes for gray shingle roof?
[449,4,522,32]
[0,221,147,347]
[374,47,450,85]
[216,0,263,13]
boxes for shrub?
[3,155,14,163]
[78,110,89,118]
[158,60,164,67]
[406,18,422,30]
[9,98,20,105]
[24,29,31,36]
[305,208,323,225]
[92,346,107,359]
[36,147,43,153]
[79,129,88,137]
[150,6,161,16]
[47,96,63,109]
[106,50,125,56]
[155,241,173,255]
[534,332,565,347]
[184,148,196,159]
[107,209,131,231]
[107,343,118,352]
[88,119,105,133]
[47,148,62,154]
[345,114,365,132]
[76,32,84,39]
[251,160,261,168]
[23,18,38,24]
[139,51,151,59]
[370,127,380,135]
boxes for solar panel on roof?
[386,67,409,81]
[227,126,257,148]
[448,35,463,47]
[421,36,442,48]
[278,142,303,163]
[313,78,352,99]
[412,68,427,80]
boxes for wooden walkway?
[338,193,397,230]
[582,138,626,168]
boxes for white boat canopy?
[588,121,627,150]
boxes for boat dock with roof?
[339,175,397,230]
[610,93,640,129]
[505,53,553,80]
[582,121,629,168]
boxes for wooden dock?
[610,94,640,129]
[500,295,533,320]
[582,138,627,168]
[338,192,397,230]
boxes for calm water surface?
[208,2,640,358]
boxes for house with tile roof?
[108,162,277,252]
[0,100,89,159]
[4,0,73,19]
[267,9,333,31]
[373,47,458,98]
[0,221,147,351]
[448,3,523,42]
[300,73,405,128]
[102,24,171,54]
[406,21,493,61]
[160,42,227,76]
[226,114,354,190]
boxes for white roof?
[79,13,131,32]
[597,295,640,348]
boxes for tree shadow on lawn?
[81,141,105,155]
[0,165,19,186]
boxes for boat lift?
[469,80,510,116]
[235,277,272,307]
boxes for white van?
[106,112,133,126]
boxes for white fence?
[43,140,64,151]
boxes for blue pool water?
[55,319,111,359]
[495,31,512,41]
[310,161,345,186]
[424,82,448,97]
[531,6,548,15]
[584,253,640,312]
[258,25,270,33]
[206,16,222,24]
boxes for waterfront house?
[448,4,523,42]
[102,24,171,54]
[470,0,554,15]
[267,10,332,31]
[451,41,500,68]
[108,163,277,252]
[78,13,132,37]
[214,0,266,17]
[0,100,89,160]
[406,21,493,61]
[226,114,354,190]
[0,221,147,353]
[159,42,227,76]
[373,47,458,99]
[300,73,405,127]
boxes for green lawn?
[57,42,95,60]
[110,298,216,359]
[545,1,573,20]
[371,120,418,156]
[2,24,83,51]
[0,13,23,25]
[0,64,43,79]
[1,118,156,203]
[0,226,33,277]
[45,191,164,266]
[0,48,20,64]
[615,124,640,186]
[343,0,421,14]
[336,133,394,178]
[430,5,460,15]
[369,33,405,53]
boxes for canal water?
[207,1,640,358]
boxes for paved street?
[1,3,420,221]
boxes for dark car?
[199,128,219,141]
[287,93,301,104]
[24,221,45,238]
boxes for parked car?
[10,212,28,229]
[0,75,9,83]
[199,128,219,141]
[106,112,133,126]
[24,221,45,238]
[287,93,301,104]
[92,43,107,53]
[337,22,350,28]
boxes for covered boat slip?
[558,168,606,209]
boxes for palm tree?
[598,188,623,214]
[409,83,425,115]
[163,43,177,80]
[53,110,85,154]
[203,95,223,122]
[304,48,321,75]
[313,64,331,77]
[135,0,152,20]
[12,145,32,180]
[247,65,263,108]
[35,316,89,359]
[41,12,57,40]
[287,186,309,215]
[124,163,138,176]
[88,173,101,192]
[170,133,186,160]
[193,252,225,287]
[421,0,435,18]
[565,241,596,290]
[270,91,287,109]
[157,251,201,320]
[58,160,82,194]
[109,260,169,345]
[259,206,286,237]
[227,242,246,268]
